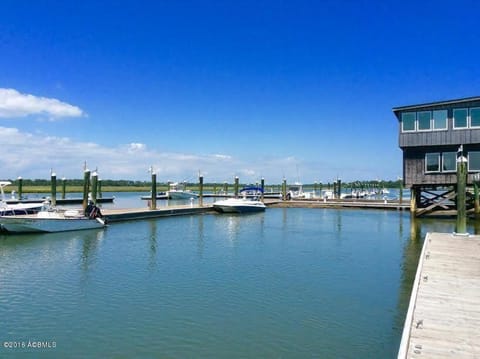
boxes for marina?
[2,1,478,357]
[0,200,422,358]
[1,191,479,357]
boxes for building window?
[417,111,431,131]
[470,108,480,127]
[468,151,480,171]
[442,152,457,172]
[453,108,468,128]
[425,153,440,172]
[432,110,448,130]
[401,112,416,132]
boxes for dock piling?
[51,172,57,206]
[82,169,90,212]
[91,172,98,205]
[456,150,468,234]
[199,175,204,207]
[61,178,66,199]
[150,171,157,210]
[17,176,22,200]
[98,179,102,198]
[234,176,239,198]
[261,177,265,202]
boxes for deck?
[102,204,215,222]
[398,232,480,358]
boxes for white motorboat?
[213,187,266,213]
[0,208,106,233]
[0,181,44,215]
[286,182,305,200]
[167,182,198,200]
[213,198,266,213]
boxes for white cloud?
[0,88,84,119]
[0,126,367,183]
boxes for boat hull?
[213,199,266,214]
[167,191,199,200]
[0,216,105,233]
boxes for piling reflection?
[196,215,204,258]
[79,230,104,292]
[148,219,157,270]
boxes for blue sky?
[1,0,479,184]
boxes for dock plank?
[398,232,480,358]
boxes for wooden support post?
[91,172,98,205]
[260,177,265,202]
[474,182,480,218]
[333,181,337,199]
[17,176,23,200]
[199,175,204,207]
[51,172,57,207]
[410,186,417,215]
[82,169,90,212]
[223,181,228,196]
[62,178,66,199]
[399,178,403,205]
[337,179,342,199]
[456,154,468,234]
[234,176,239,198]
[150,172,157,210]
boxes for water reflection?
[219,212,266,247]
[80,230,104,270]
[196,215,205,258]
[148,219,157,270]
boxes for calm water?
[0,194,467,358]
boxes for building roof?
[392,96,480,119]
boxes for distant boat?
[286,182,305,200]
[0,181,44,215]
[213,187,266,213]
[0,208,106,234]
[167,182,199,200]
[140,192,169,200]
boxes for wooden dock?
[102,204,214,222]
[266,198,409,211]
[398,232,480,358]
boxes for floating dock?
[398,232,480,358]
[103,204,214,222]
[267,199,409,211]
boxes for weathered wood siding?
[403,145,480,187]
[403,149,456,187]
[400,128,480,148]
[395,98,480,187]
